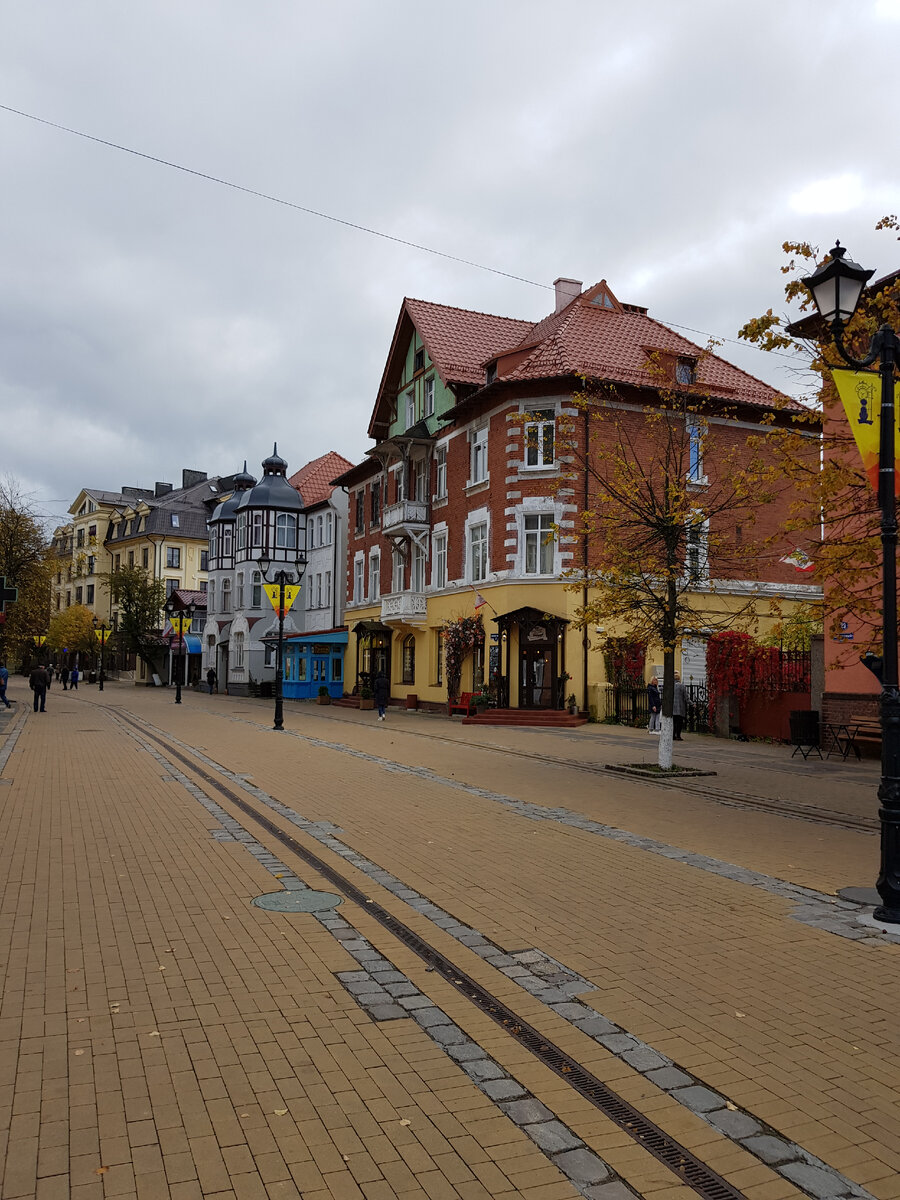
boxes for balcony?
[381,591,427,626]
[382,498,429,540]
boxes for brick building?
[333,278,822,713]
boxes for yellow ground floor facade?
[343,580,821,712]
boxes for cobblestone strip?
[140,715,877,1200]
[0,705,28,775]
[219,707,900,948]
[113,713,637,1200]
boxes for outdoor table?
[822,722,862,761]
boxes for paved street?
[1,681,898,1200]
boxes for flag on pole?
[779,548,815,573]
[472,588,487,611]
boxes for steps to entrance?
[462,708,587,728]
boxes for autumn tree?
[0,478,51,665]
[100,565,165,674]
[552,369,810,768]
[739,216,900,651]
[47,604,97,660]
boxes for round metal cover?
[252,889,341,913]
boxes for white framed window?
[221,578,232,613]
[222,527,233,557]
[435,445,447,500]
[170,513,180,528]
[276,513,297,549]
[251,511,263,546]
[470,426,488,484]
[208,580,215,612]
[469,522,488,582]
[687,421,707,484]
[432,532,447,590]
[392,548,404,593]
[369,552,380,601]
[324,571,331,607]
[236,572,244,609]
[353,557,364,603]
[308,521,316,549]
[524,513,555,575]
[233,632,244,669]
[315,573,322,608]
[411,544,425,592]
[325,511,333,544]
[686,513,710,583]
[424,375,435,417]
[236,513,247,552]
[316,514,323,546]
[524,411,556,468]
[406,389,415,428]
[251,571,262,607]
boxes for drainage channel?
[116,709,747,1200]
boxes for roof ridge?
[405,296,534,327]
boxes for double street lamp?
[257,551,306,732]
[164,599,196,705]
[800,242,900,923]
[92,618,110,692]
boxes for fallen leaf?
[399,1119,411,1126]
[74,1049,85,1056]
[240,1113,250,1118]
[273,1109,288,1116]
[148,1031,160,1038]
[734,1011,746,1018]
[725,1101,738,1111]
[158,966,166,971]
[342,1155,350,1161]
[77,1018,86,1023]
[95,1166,109,1175]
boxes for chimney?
[553,277,582,313]
[154,482,173,498]
[182,469,207,490]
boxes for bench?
[851,714,881,750]
[448,692,476,716]
[822,715,880,761]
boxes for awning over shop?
[352,620,392,635]
[284,631,349,646]
[167,634,202,654]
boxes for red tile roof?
[289,451,355,508]
[404,298,533,386]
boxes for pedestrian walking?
[0,661,11,708]
[29,663,49,712]
[647,676,661,733]
[673,671,686,740]
[45,666,52,690]
[373,672,390,721]
[70,665,79,690]
[206,666,217,694]
[60,665,70,690]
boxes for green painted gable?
[387,330,456,438]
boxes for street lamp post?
[800,241,900,923]
[164,600,196,705]
[258,552,305,731]
[92,619,110,692]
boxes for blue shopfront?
[282,631,347,700]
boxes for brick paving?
[0,678,898,1200]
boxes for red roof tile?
[404,298,533,386]
[289,451,355,508]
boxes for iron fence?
[604,682,710,733]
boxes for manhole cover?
[252,890,341,913]
[838,886,881,906]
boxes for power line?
[0,102,549,290]
[0,102,808,369]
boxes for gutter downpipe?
[582,404,590,715]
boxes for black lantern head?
[801,242,873,326]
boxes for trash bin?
[88,670,97,684]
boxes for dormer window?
[591,291,614,309]
[485,362,498,384]
[170,513,180,527]
[676,358,696,385]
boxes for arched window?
[402,635,415,685]
[276,513,297,549]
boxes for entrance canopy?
[493,606,569,636]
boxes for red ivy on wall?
[706,631,791,722]
[441,614,484,699]
[603,638,646,687]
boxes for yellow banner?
[831,369,900,495]
[263,582,301,618]
[93,627,112,644]
[35,634,47,646]
[167,615,192,635]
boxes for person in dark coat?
[373,672,390,721]
[207,667,217,694]
[646,676,661,733]
[60,666,70,690]
[29,663,49,712]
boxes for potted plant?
[473,685,492,711]
[359,682,374,711]
[566,692,578,715]
[317,685,331,706]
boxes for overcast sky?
[3,0,900,531]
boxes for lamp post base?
[873,905,900,924]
